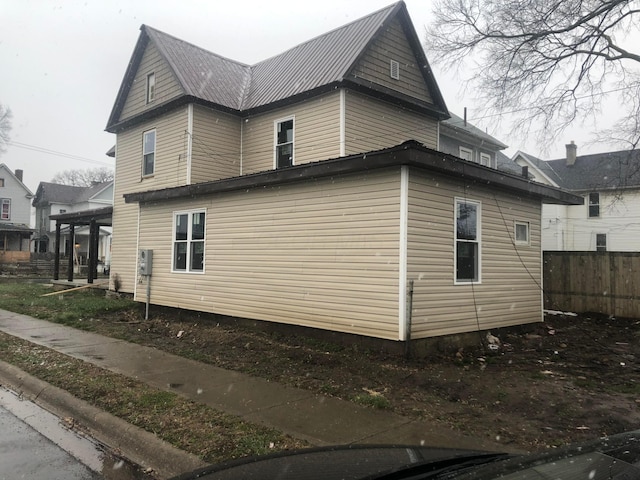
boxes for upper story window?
[390,60,400,80]
[1,199,10,220]
[142,129,156,176]
[275,118,294,168]
[459,147,473,162]
[596,233,607,251]
[173,210,205,273]
[146,72,155,104]
[480,152,491,167]
[588,192,600,218]
[0,178,4,187]
[455,198,481,283]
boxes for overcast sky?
[0,0,626,193]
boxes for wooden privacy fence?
[544,251,640,318]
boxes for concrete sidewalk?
[0,309,509,454]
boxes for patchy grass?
[0,331,305,463]
[353,392,392,410]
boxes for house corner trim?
[399,166,409,341]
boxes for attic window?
[146,72,155,103]
[0,178,4,187]
[390,60,400,80]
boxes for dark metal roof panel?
[243,4,397,109]
[145,26,251,111]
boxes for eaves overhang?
[124,141,583,206]
[50,206,113,226]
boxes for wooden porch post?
[54,223,61,280]
[67,224,75,282]
[87,220,98,284]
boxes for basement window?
[390,60,400,80]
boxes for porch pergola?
[50,206,113,284]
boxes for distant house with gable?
[513,143,640,251]
[0,164,34,264]
[32,181,113,265]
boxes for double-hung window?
[143,129,156,176]
[1,199,10,220]
[275,118,294,168]
[173,210,205,272]
[588,192,600,218]
[455,199,480,283]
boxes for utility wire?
[8,140,113,167]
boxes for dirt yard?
[91,308,640,453]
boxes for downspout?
[339,89,346,156]
[186,104,193,185]
[405,279,414,359]
[399,166,409,342]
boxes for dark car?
[170,430,640,480]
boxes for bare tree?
[425,0,640,150]
[0,104,12,155]
[51,167,114,187]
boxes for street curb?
[0,359,208,479]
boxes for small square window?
[515,221,530,245]
[480,152,491,167]
[390,60,400,80]
[596,233,607,251]
[146,72,155,103]
[459,147,473,162]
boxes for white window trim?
[480,152,491,167]
[390,59,400,80]
[146,72,155,104]
[0,198,10,221]
[514,221,530,246]
[273,116,295,169]
[171,209,206,274]
[454,197,482,285]
[459,146,473,162]
[588,192,600,218]
[596,233,607,251]
[142,129,156,177]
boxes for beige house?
[106,2,581,343]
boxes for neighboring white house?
[0,165,34,264]
[513,143,640,252]
[32,181,113,264]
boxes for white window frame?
[0,199,10,220]
[274,116,295,169]
[480,152,491,167]
[459,147,473,162]
[142,129,156,177]
[454,198,481,284]
[514,221,530,245]
[172,209,206,273]
[390,59,400,80]
[596,233,607,252]
[588,192,600,218]
[146,72,155,104]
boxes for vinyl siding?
[350,18,432,104]
[407,170,542,338]
[119,42,184,123]
[345,91,438,154]
[134,168,402,340]
[110,106,188,293]
[190,105,242,183]
[0,167,31,225]
[242,91,341,174]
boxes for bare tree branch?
[0,104,12,156]
[51,167,114,187]
[425,0,640,150]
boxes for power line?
[8,140,113,167]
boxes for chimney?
[566,141,577,166]
[14,169,23,182]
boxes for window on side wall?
[455,198,481,283]
[142,129,156,176]
[275,118,294,168]
[515,221,530,245]
[588,192,600,217]
[146,72,155,104]
[459,147,473,162]
[596,233,607,251]
[173,210,205,273]
[0,178,4,187]
[480,152,491,167]
[1,199,10,220]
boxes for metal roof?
[107,2,448,131]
